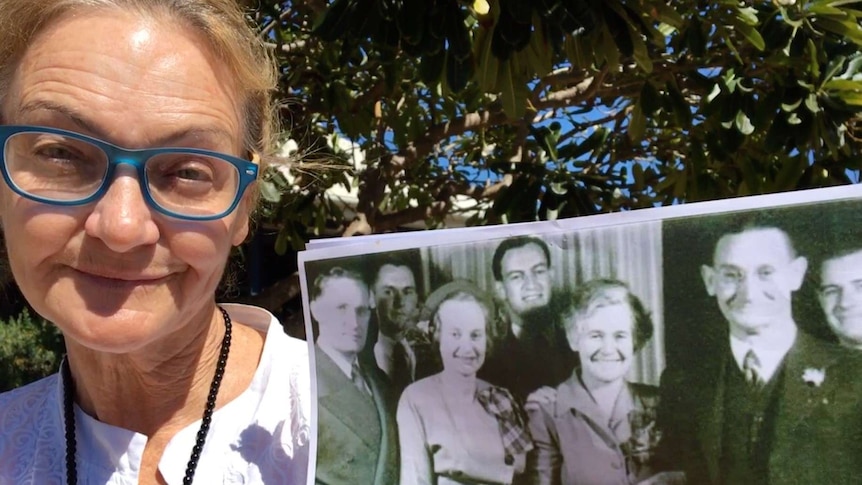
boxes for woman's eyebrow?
[17,100,233,147]
[18,100,97,134]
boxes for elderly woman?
[0,1,310,484]
[396,280,533,485]
[527,279,660,485]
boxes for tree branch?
[233,272,302,314]
[367,201,451,233]
[259,6,294,38]
[343,212,373,237]
[389,68,617,170]
[452,179,510,200]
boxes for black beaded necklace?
[62,306,233,485]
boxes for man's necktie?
[743,349,767,447]
[743,349,764,389]
[351,360,371,396]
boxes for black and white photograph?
[658,198,862,485]
[299,184,862,485]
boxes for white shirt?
[0,303,311,485]
[730,324,798,383]
[373,333,416,380]
[317,343,355,379]
[315,344,374,396]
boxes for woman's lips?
[70,267,172,288]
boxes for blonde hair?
[427,286,498,358]
[565,278,654,352]
[0,0,280,159]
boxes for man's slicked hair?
[371,252,420,287]
[310,266,367,302]
[491,236,552,282]
[710,216,798,265]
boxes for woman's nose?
[84,167,160,252]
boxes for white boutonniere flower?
[802,368,826,387]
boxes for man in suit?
[310,267,398,485]
[479,236,575,401]
[818,246,862,350]
[654,224,862,485]
[367,255,435,393]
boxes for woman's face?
[0,11,251,353]
[571,292,636,386]
[436,298,488,377]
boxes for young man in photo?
[367,255,435,393]
[479,236,575,401]
[818,247,862,350]
[310,267,398,485]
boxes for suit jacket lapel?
[696,348,727,484]
[315,347,381,450]
[363,359,396,485]
[775,331,838,439]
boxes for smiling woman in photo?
[396,280,533,485]
[526,278,660,485]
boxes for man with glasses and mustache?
[652,222,862,485]
[479,236,575,402]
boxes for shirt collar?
[376,332,399,351]
[556,374,635,442]
[56,359,147,482]
[317,343,357,379]
[730,324,797,383]
[374,333,415,375]
[160,303,290,484]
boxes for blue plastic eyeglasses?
[0,125,259,221]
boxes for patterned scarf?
[476,386,534,458]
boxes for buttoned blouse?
[396,374,526,485]
[526,374,660,485]
[0,303,311,485]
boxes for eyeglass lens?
[3,131,241,217]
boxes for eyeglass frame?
[0,125,259,221]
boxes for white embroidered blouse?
[0,303,311,485]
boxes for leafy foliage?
[0,308,64,392]
[246,0,862,246]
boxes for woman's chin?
[63,327,158,354]
[53,310,174,354]
[443,364,481,378]
[584,364,630,385]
